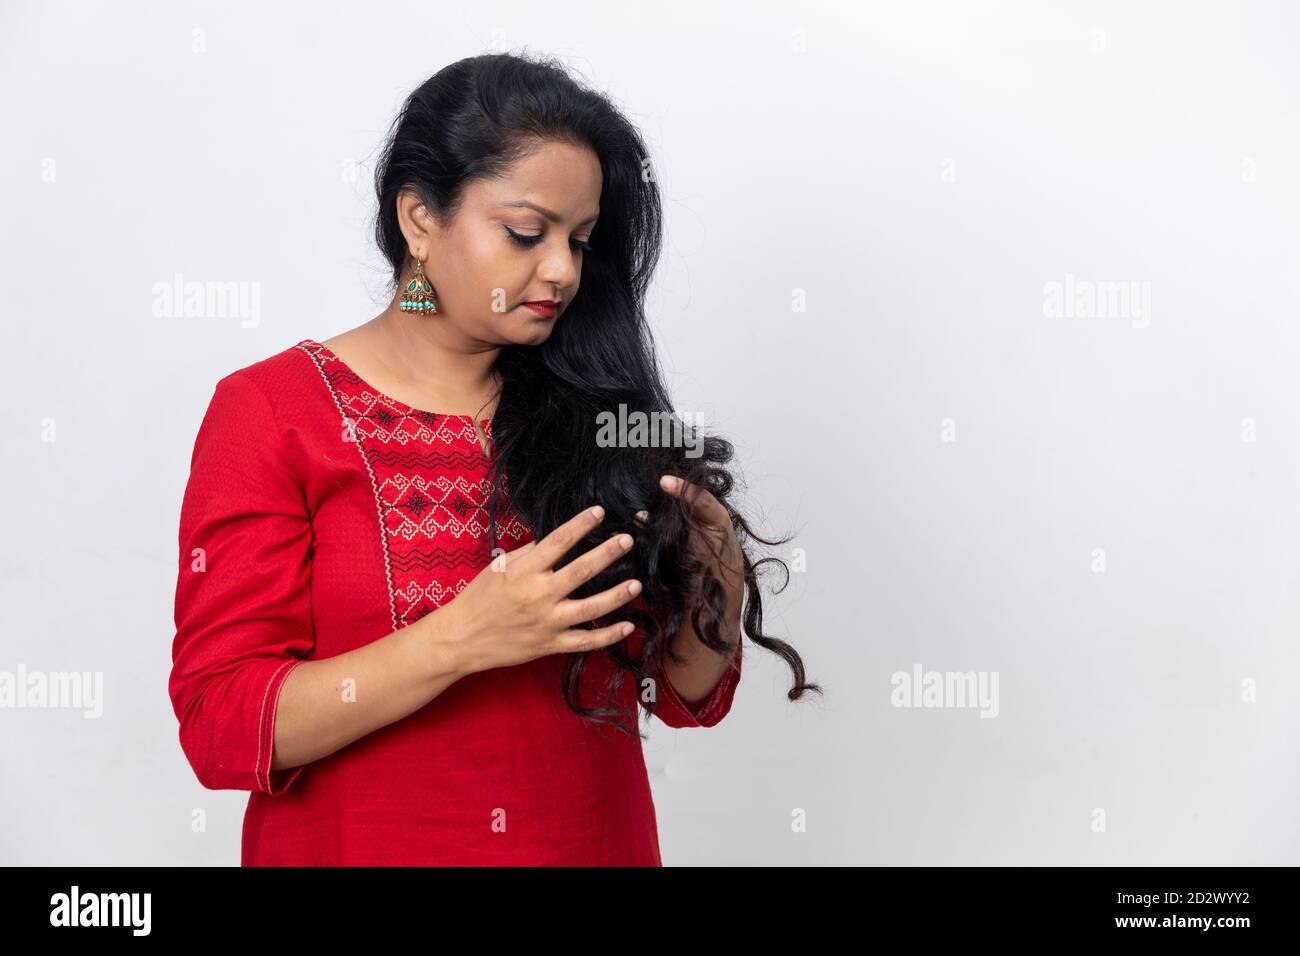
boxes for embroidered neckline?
[298,339,494,429]
[293,338,530,630]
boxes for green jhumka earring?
[399,257,438,315]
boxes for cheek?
[463,236,532,302]
[465,226,502,264]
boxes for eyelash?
[503,225,593,253]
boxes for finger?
[555,577,642,630]
[555,619,636,655]
[660,475,727,527]
[489,540,535,572]
[551,532,635,597]
[634,510,649,524]
[660,477,737,569]
[520,504,607,573]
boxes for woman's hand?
[436,505,643,676]
[654,474,744,635]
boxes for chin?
[501,315,558,346]
[519,325,556,346]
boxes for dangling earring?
[400,257,438,315]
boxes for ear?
[395,186,437,260]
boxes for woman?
[169,51,819,866]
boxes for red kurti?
[169,338,741,866]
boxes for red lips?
[523,301,558,318]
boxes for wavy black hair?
[372,51,820,736]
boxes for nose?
[536,244,579,295]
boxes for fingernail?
[627,580,642,595]
[621,623,635,636]
[619,534,634,550]
[591,505,604,519]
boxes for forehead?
[471,140,602,219]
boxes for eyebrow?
[498,200,599,226]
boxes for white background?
[1,0,1297,865]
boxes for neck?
[369,307,502,412]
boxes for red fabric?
[169,339,741,866]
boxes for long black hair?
[373,51,820,735]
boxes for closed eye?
[504,225,593,253]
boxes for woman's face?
[398,138,603,347]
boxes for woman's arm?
[268,606,467,772]
[270,506,644,771]
[644,477,744,706]
[661,606,741,708]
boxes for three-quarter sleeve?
[617,594,742,729]
[645,633,742,729]
[169,371,316,795]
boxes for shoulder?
[218,339,324,411]
[193,339,337,458]
[189,340,329,481]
